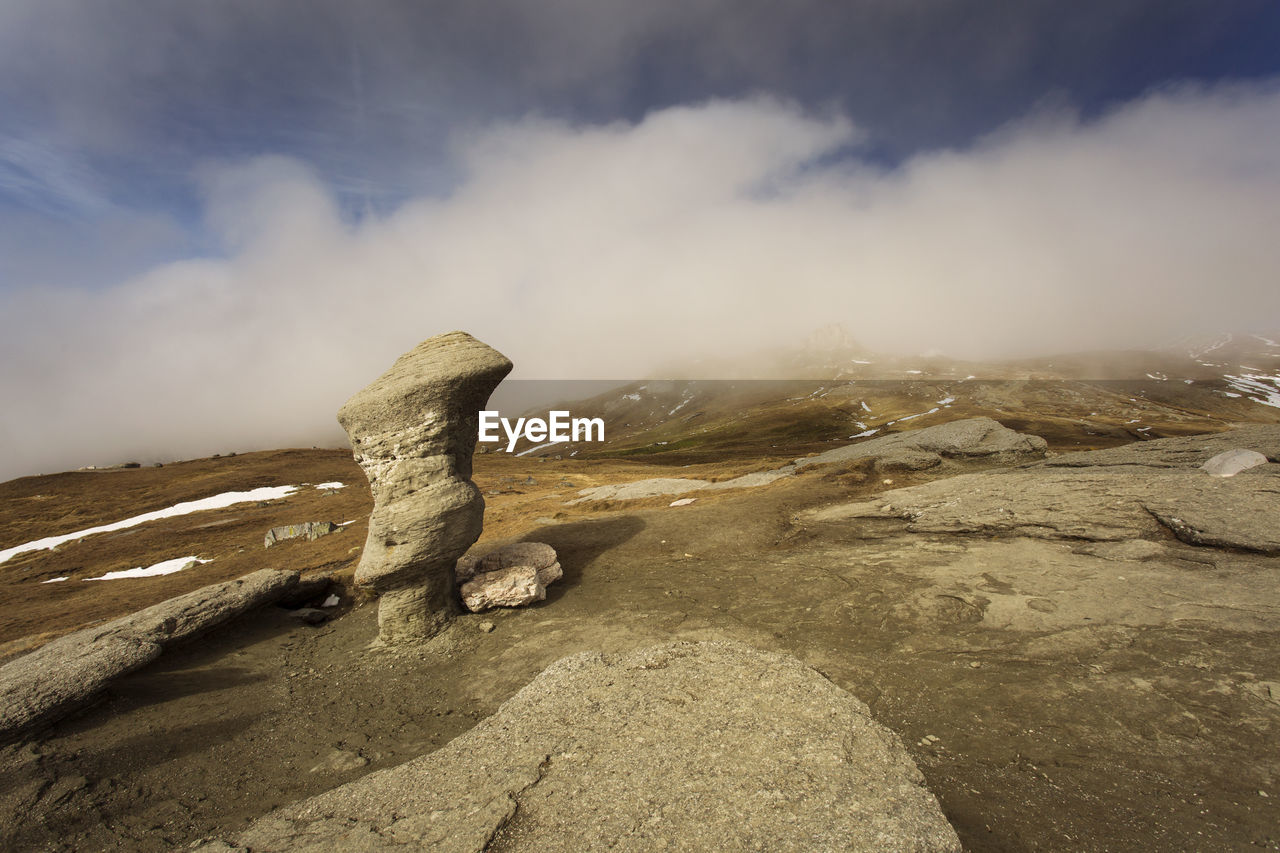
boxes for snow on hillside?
[0,483,341,565]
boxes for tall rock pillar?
[338,332,512,643]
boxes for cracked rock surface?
[802,425,1280,633]
[804,427,1280,554]
[195,641,961,853]
[337,331,512,643]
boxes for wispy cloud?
[0,134,110,218]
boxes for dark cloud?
[3,0,1279,220]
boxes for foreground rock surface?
[199,642,961,852]
[0,569,298,742]
[337,331,512,643]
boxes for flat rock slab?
[571,418,1044,504]
[806,427,1280,554]
[799,426,1280,636]
[1038,424,1280,470]
[0,569,298,742]
[201,642,961,853]
[793,416,1048,471]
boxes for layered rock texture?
[197,642,962,852]
[456,542,562,612]
[337,332,512,643]
[570,416,1047,503]
[791,415,1049,471]
[0,569,298,742]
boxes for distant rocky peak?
[800,323,871,358]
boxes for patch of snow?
[42,576,69,584]
[1224,373,1280,408]
[1251,334,1279,348]
[622,392,641,401]
[1190,333,1234,359]
[668,397,693,416]
[314,481,346,490]
[515,440,565,457]
[963,375,976,381]
[1221,391,1242,398]
[1184,379,1194,384]
[322,594,341,608]
[905,369,923,375]
[86,556,211,582]
[1145,373,1167,381]
[849,359,872,365]
[669,498,697,507]
[0,485,299,566]
[896,408,941,423]
[937,396,955,405]
[861,401,871,412]
[849,429,879,438]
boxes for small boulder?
[460,565,544,612]
[264,521,341,548]
[290,608,330,626]
[309,749,369,775]
[1201,448,1268,477]
[457,541,562,587]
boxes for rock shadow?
[513,515,646,600]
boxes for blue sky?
[2,1,1280,476]
[4,0,1279,288]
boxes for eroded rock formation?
[338,332,512,643]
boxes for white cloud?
[3,84,1280,478]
